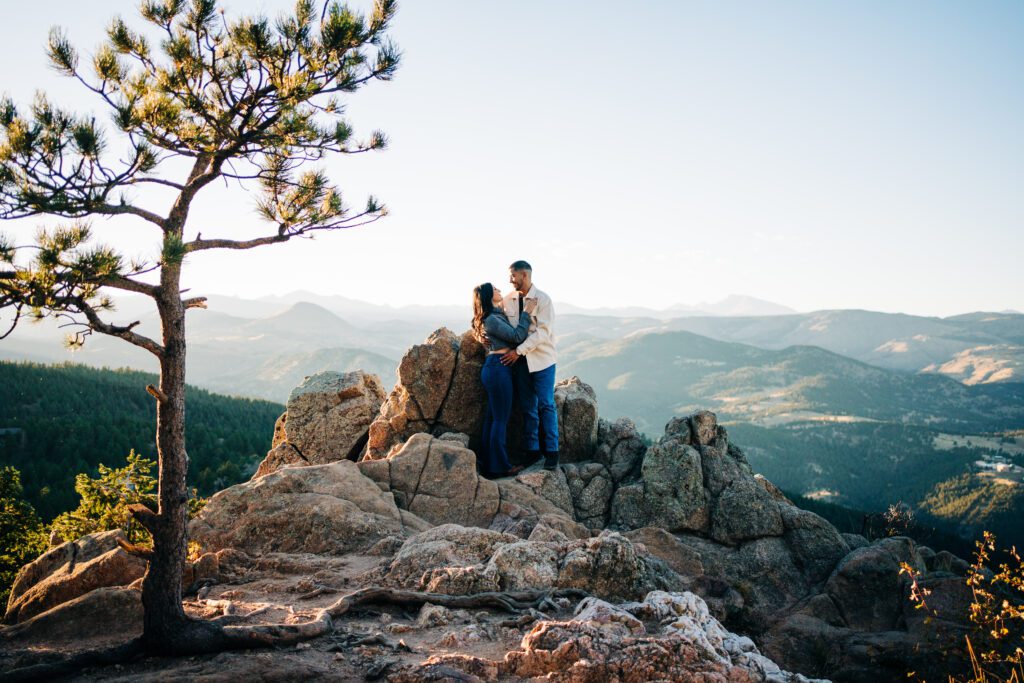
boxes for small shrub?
[52,451,206,545]
[902,531,1024,682]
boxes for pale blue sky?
[1,1,1021,315]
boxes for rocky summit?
[0,327,973,682]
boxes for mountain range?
[2,291,1022,545]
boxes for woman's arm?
[485,311,532,346]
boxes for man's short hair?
[509,260,532,272]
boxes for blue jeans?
[480,355,514,474]
[515,360,559,453]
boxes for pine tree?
[51,450,161,544]
[0,0,398,653]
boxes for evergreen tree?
[51,450,159,544]
[0,467,47,606]
[0,0,398,653]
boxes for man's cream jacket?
[503,285,556,373]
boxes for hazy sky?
[1,1,1021,316]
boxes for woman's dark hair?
[472,283,495,344]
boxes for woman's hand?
[523,298,538,314]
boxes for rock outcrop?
[385,524,683,602]
[552,376,599,462]
[3,329,975,683]
[398,590,821,682]
[367,328,471,459]
[358,433,501,528]
[4,530,146,624]
[190,460,429,556]
[254,370,385,477]
[366,328,599,462]
[1,586,143,647]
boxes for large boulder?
[386,524,517,592]
[498,591,817,683]
[824,536,925,632]
[366,329,463,459]
[610,433,709,532]
[436,330,489,437]
[623,527,704,579]
[358,433,501,528]
[386,525,682,602]
[1,586,143,646]
[189,460,423,556]
[4,530,146,624]
[507,468,574,518]
[492,478,583,536]
[595,417,647,483]
[729,537,810,631]
[780,504,850,584]
[557,531,683,602]
[282,370,385,462]
[710,477,784,545]
[554,376,599,462]
[563,462,614,528]
[6,530,124,617]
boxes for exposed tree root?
[0,586,589,680]
[324,586,591,617]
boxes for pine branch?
[99,274,159,297]
[93,202,168,228]
[74,297,164,358]
[184,211,384,252]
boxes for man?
[501,260,559,470]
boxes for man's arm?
[516,295,553,356]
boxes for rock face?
[367,329,468,459]
[358,433,501,529]
[365,327,600,463]
[190,460,425,556]
[253,370,385,477]
[760,535,967,681]
[289,370,385,460]
[4,530,146,624]
[595,417,647,483]
[611,430,709,532]
[400,590,820,682]
[253,442,305,479]
[1,586,142,646]
[563,462,614,528]
[553,376,599,462]
[386,524,683,602]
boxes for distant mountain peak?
[262,301,355,328]
[667,294,797,317]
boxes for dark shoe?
[542,452,559,471]
[520,450,542,467]
[487,466,523,479]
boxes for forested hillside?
[0,362,282,520]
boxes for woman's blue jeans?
[480,354,514,474]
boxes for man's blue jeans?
[515,360,559,453]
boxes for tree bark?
[140,257,191,651]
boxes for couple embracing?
[471,260,558,478]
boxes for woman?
[472,282,538,478]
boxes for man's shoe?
[520,450,542,467]
[542,452,559,471]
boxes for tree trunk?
[140,260,191,651]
